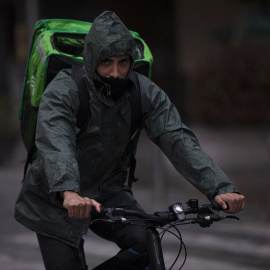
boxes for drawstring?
[105,83,111,96]
[99,83,111,97]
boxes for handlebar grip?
[91,207,98,217]
[211,200,223,211]
[91,206,106,217]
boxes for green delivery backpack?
[18,18,153,177]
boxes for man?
[15,11,245,270]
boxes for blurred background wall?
[0,0,270,220]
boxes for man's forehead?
[106,55,130,60]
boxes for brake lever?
[91,207,130,225]
[210,200,240,221]
[195,203,239,227]
[224,215,240,221]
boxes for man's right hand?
[62,191,101,219]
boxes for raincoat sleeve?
[35,70,80,201]
[139,74,239,200]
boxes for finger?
[225,194,244,214]
[84,198,92,218]
[78,202,87,219]
[235,195,245,212]
[68,199,82,219]
[68,205,75,218]
[79,203,86,219]
[91,199,101,213]
[73,204,79,219]
[78,198,93,219]
[224,195,237,213]
[240,197,245,210]
[214,197,228,211]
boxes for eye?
[119,57,130,66]
[100,58,112,66]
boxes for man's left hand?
[215,193,245,214]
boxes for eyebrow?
[119,57,130,61]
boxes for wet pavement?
[1,127,270,269]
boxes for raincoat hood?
[83,11,136,81]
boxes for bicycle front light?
[169,203,186,221]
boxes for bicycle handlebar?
[91,199,239,228]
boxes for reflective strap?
[37,36,47,64]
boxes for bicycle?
[91,199,239,270]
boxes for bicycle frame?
[147,227,166,269]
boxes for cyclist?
[15,10,245,270]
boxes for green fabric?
[18,20,89,154]
[15,11,238,248]
[18,19,91,118]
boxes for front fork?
[146,227,166,270]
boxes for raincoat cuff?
[49,187,80,203]
[212,186,240,200]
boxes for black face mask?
[96,74,131,99]
[99,74,128,86]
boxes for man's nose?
[109,63,119,78]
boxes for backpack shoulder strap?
[127,71,143,188]
[72,64,91,135]
[128,71,142,138]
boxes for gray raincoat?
[15,11,239,247]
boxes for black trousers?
[37,234,87,270]
[37,202,149,270]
